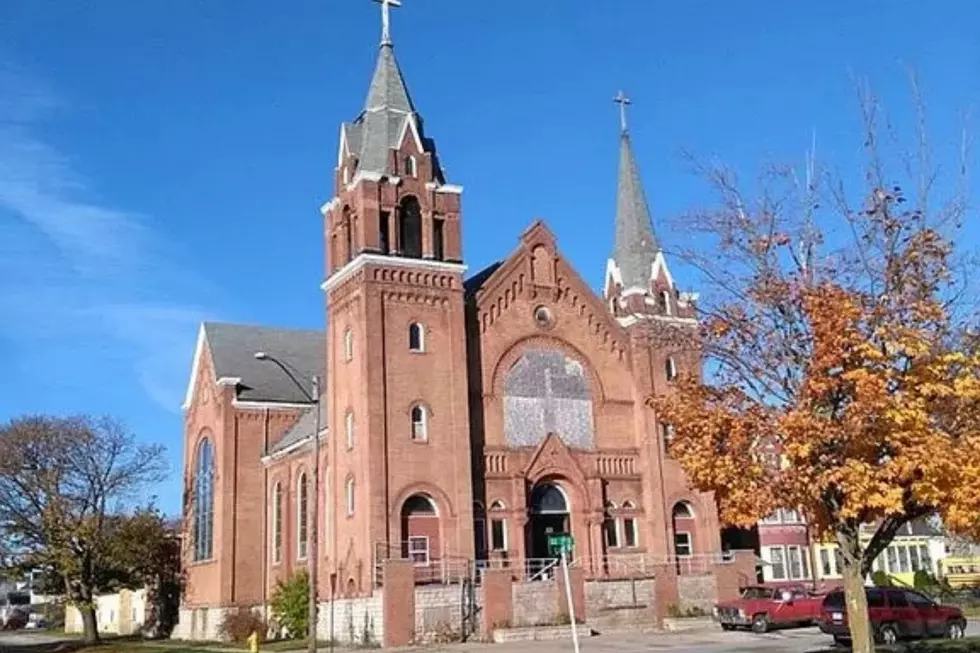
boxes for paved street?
[424,622,980,653]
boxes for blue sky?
[1,1,977,514]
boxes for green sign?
[548,534,574,556]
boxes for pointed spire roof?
[612,125,660,290]
[363,43,415,115]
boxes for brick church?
[180,3,724,624]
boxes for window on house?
[405,155,417,178]
[661,422,675,447]
[408,536,429,565]
[886,546,898,573]
[297,473,309,560]
[907,545,921,572]
[409,322,425,352]
[661,290,671,315]
[820,548,832,577]
[919,545,932,573]
[761,512,782,525]
[897,545,911,573]
[342,166,349,185]
[834,548,844,576]
[604,518,619,548]
[623,518,638,548]
[343,327,353,362]
[345,478,355,517]
[665,357,678,381]
[490,519,507,551]
[411,405,427,442]
[781,509,801,523]
[674,532,692,557]
[345,410,354,450]
[433,217,445,261]
[272,482,282,564]
[787,546,808,580]
[769,547,787,581]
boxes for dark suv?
[818,587,967,645]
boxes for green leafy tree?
[0,415,167,643]
[270,571,310,639]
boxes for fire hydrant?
[246,630,260,653]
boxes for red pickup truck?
[714,586,825,633]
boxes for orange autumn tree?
[650,83,980,651]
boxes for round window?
[533,305,555,329]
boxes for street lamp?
[254,351,321,653]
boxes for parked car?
[714,585,825,633]
[818,587,967,646]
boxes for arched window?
[342,206,354,264]
[345,477,355,517]
[673,502,694,519]
[345,410,355,450]
[343,327,353,362]
[342,166,349,185]
[297,473,309,559]
[530,483,568,514]
[193,438,214,562]
[405,155,417,178]
[272,482,283,564]
[489,500,507,511]
[665,356,678,381]
[408,322,425,352]
[399,196,423,258]
[622,500,636,510]
[662,422,675,447]
[411,405,428,442]
[659,290,671,315]
[672,501,694,560]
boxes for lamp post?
[254,352,320,653]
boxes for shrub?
[871,570,891,587]
[219,608,267,644]
[270,570,310,639]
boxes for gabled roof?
[611,129,660,290]
[199,322,325,404]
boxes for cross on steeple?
[613,90,631,133]
[372,0,402,47]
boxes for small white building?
[65,589,147,636]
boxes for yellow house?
[811,519,945,587]
[65,589,147,636]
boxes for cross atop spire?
[372,0,402,47]
[613,90,631,134]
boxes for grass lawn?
[82,639,341,653]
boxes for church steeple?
[609,91,660,293]
[604,92,691,324]
[336,0,445,183]
[324,0,463,277]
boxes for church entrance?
[526,482,571,572]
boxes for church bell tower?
[319,0,474,596]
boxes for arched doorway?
[400,494,439,568]
[527,482,570,562]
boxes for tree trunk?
[839,531,873,653]
[81,603,100,645]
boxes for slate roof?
[203,322,325,404]
[341,42,445,182]
[271,403,324,454]
[612,129,660,290]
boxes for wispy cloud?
[0,63,217,412]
